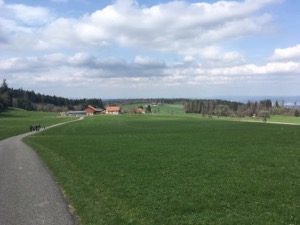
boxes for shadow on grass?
[0,109,28,118]
[0,113,27,118]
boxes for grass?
[208,114,300,125]
[122,103,185,115]
[269,115,300,124]
[153,104,185,115]
[24,114,300,225]
[0,108,75,140]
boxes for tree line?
[184,99,299,118]
[104,98,187,106]
[0,79,103,112]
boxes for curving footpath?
[0,118,83,225]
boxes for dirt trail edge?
[0,117,83,225]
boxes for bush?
[258,110,270,122]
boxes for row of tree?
[184,99,299,118]
[105,98,187,106]
[0,79,104,112]
[184,99,243,116]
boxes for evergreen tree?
[0,79,12,109]
[146,105,151,113]
[0,98,4,112]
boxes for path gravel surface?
[0,119,82,225]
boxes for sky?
[0,0,300,99]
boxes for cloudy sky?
[0,0,299,98]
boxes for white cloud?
[4,3,53,25]
[270,44,300,61]
[2,0,298,98]
[1,53,299,87]
[68,53,95,66]
[0,0,280,55]
[0,1,55,51]
[198,46,245,65]
[133,55,165,68]
[0,53,168,78]
[203,62,300,76]
[90,0,277,52]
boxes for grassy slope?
[122,103,185,115]
[25,115,300,225]
[0,108,75,140]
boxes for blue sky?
[0,0,299,98]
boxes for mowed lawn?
[24,115,300,225]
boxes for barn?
[84,105,104,115]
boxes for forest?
[0,79,103,112]
[184,99,299,118]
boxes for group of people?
[29,125,44,132]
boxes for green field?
[214,114,300,126]
[0,108,75,140]
[122,103,185,115]
[269,115,300,124]
[24,114,300,225]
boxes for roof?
[86,105,104,112]
[106,106,121,111]
[67,111,86,114]
[87,105,96,111]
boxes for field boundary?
[266,121,300,125]
[238,119,300,126]
[218,116,300,126]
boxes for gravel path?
[0,118,82,225]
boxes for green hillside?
[0,108,75,140]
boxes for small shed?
[67,111,87,117]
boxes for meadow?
[24,114,300,225]
[122,103,185,115]
[0,108,75,140]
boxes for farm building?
[67,105,104,117]
[105,106,121,115]
[85,105,104,115]
[67,110,87,117]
